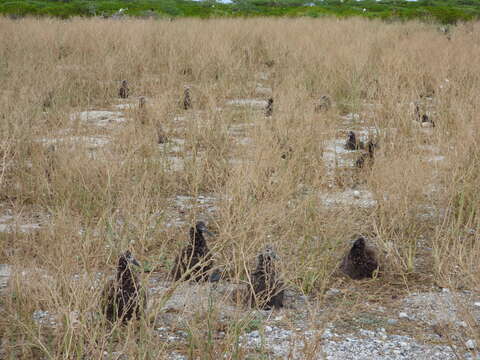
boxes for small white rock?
[322,329,333,339]
[249,330,260,338]
[265,326,272,332]
[326,288,341,296]
[466,339,476,350]
[398,312,409,319]
[474,302,480,308]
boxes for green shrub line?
[0,0,478,23]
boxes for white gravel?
[0,214,42,233]
[319,189,377,209]
[322,330,456,360]
[240,326,459,359]
[401,291,479,326]
[225,99,268,108]
[38,135,110,149]
[70,110,126,126]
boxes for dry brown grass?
[0,16,480,359]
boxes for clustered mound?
[1,17,476,360]
[111,76,384,320]
[183,87,192,110]
[101,250,145,323]
[344,131,364,151]
[170,221,214,282]
[250,245,284,309]
[265,97,273,117]
[118,80,129,99]
[343,131,378,168]
[340,236,379,280]
[102,223,379,323]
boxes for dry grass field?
[0,16,480,359]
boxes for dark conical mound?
[119,80,129,99]
[414,102,435,127]
[276,137,293,160]
[340,237,379,280]
[171,221,214,282]
[344,131,364,151]
[421,113,435,127]
[101,250,145,323]
[250,245,284,310]
[182,67,192,76]
[183,87,192,110]
[264,60,275,68]
[157,124,167,144]
[280,145,293,160]
[314,95,332,112]
[355,140,377,168]
[265,98,273,117]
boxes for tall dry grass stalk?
[0,16,479,359]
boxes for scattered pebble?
[169,353,187,360]
[426,155,445,163]
[70,110,126,127]
[32,310,57,326]
[113,103,134,110]
[255,84,273,95]
[398,312,409,319]
[322,328,334,339]
[320,189,376,209]
[326,288,341,296]
[249,330,260,338]
[402,291,477,326]
[323,332,456,360]
[0,264,11,290]
[0,214,43,234]
[465,339,476,350]
[225,99,267,108]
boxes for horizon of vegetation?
[0,0,479,24]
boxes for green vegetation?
[0,0,478,23]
